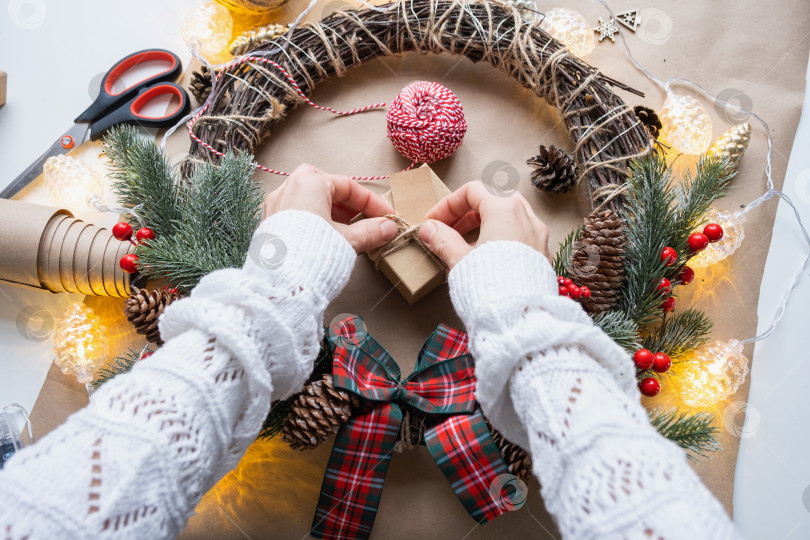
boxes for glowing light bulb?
[658,93,713,155]
[508,0,539,22]
[540,8,596,58]
[214,0,288,16]
[690,209,746,268]
[43,155,103,210]
[52,303,109,385]
[679,339,748,408]
[182,1,233,59]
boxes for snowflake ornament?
[594,17,619,43]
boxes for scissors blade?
[0,124,91,200]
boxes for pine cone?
[633,105,663,139]
[486,421,532,483]
[282,374,359,450]
[572,210,626,314]
[124,288,181,346]
[527,145,577,193]
[189,67,212,104]
[229,23,289,56]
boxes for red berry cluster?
[112,222,156,274]
[557,276,591,299]
[660,246,696,285]
[661,253,678,306]
[653,273,676,312]
[657,245,700,313]
[687,222,724,253]
[633,348,672,397]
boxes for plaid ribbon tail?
[311,403,403,540]
[424,409,511,523]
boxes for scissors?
[1,48,190,200]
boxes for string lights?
[182,1,234,59]
[679,340,749,408]
[690,209,746,268]
[43,155,103,211]
[52,303,109,389]
[590,0,810,408]
[539,8,596,58]
[658,93,713,155]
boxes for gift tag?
[389,166,437,224]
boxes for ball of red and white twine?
[187,57,467,180]
[386,81,467,164]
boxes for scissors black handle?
[87,82,191,140]
[75,48,182,124]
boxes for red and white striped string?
[187,58,467,181]
[385,80,467,163]
[187,55,399,180]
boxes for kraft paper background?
[30,1,810,538]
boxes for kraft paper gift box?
[361,165,454,304]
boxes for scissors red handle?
[87,82,190,139]
[75,49,183,124]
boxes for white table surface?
[1,2,809,538]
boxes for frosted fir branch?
[669,155,734,267]
[92,348,142,389]
[619,153,677,326]
[103,125,181,236]
[618,152,730,327]
[553,225,583,277]
[593,310,640,353]
[649,408,720,461]
[642,308,712,362]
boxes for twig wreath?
[183,0,654,209]
[101,1,733,521]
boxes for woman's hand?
[264,164,398,253]
[419,181,550,268]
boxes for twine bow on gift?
[311,315,511,540]
[374,214,446,271]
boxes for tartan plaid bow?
[311,315,510,540]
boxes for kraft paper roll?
[112,239,131,298]
[0,199,70,288]
[44,215,73,293]
[37,213,69,292]
[58,220,85,293]
[101,234,119,297]
[74,225,103,295]
[88,231,110,297]
[0,199,134,297]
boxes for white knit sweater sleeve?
[0,210,356,540]
[449,241,741,540]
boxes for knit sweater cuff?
[243,210,356,303]
[449,241,557,318]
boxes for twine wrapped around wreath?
[184,0,653,209]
